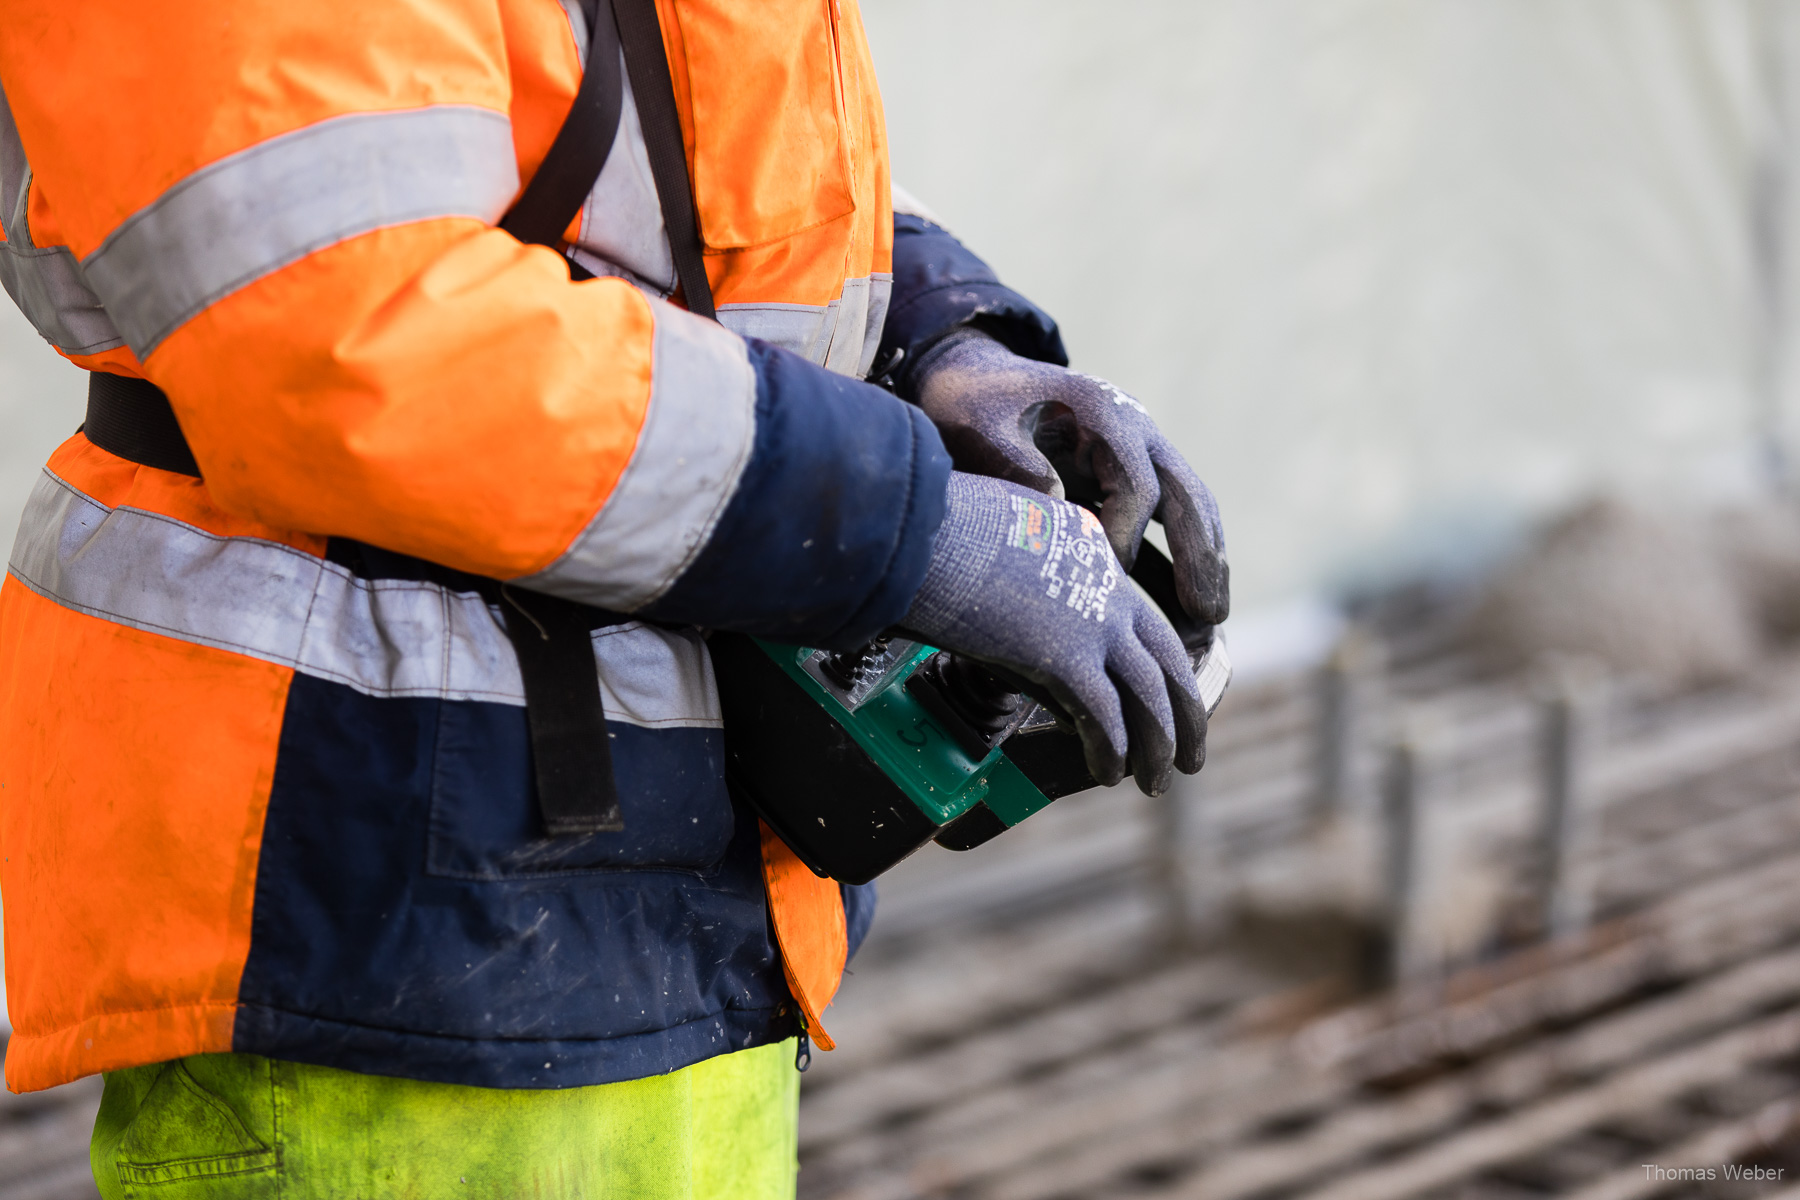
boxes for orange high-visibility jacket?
[0,0,1063,1093]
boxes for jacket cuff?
[640,338,952,649]
[880,214,1068,399]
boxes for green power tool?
[709,543,1231,884]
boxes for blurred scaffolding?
[15,3,1800,1200]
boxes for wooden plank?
[1595,794,1800,910]
[808,977,1405,1199]
[801,958,1269,1151]
[1304,848,1800,1081]
[1099,948,1800,1200]
[1289,1009,1800,1200]
[814,854,1800,1200]
[799,1020,1316,1200]
[865,823,1147,941]
[809,892,1162,1083]
[1592,684,1800,807]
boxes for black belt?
[85,371,201,477]
[84,371,626,836]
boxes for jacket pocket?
[672,0,856,249]
[426,625,735,878]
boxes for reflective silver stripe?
[0,81,27,242]
[559,0,589,63]
[82,105,521,359]
[716,302,825,359]
[831,276,870,370]
[590,622,721,729]
[717,273,892,377]
[7,469,721,727]
[515,296,756,610]
[859,274,893,378]
[821,274,884,377]
[0,83,128,354]
[572,64,677,295]
[0,241,125,354]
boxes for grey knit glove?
[910,328,1229,627]
[902,472,1207,795]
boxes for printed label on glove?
[1010,497,1119,621]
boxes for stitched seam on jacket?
[232,999,788,1042]
[9,998,239,1035]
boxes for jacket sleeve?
[0,1,945,649]
[878,194,1069,399]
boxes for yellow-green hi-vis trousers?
[90,1040,800,1199]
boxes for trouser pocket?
[95,1057,277,1199]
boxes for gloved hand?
[901,472,1207,795]
[908,328,1229,627]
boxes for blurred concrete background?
[0,302,85,564]
[866,0,1800,637]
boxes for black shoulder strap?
[499,0,715,322]
[493,4,716,836]
[487,0,720,837]
[498,2,624,250]
[481,2,643,836]
[612,0,716,320]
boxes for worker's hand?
[900,472,1207,794]
[909,328,1229,627]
